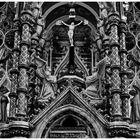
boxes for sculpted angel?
[34,56,57,103]
[85,56,108,99]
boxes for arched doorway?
[42,110,97,138]
[31,104,107,138]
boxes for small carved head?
[71,22,74,25]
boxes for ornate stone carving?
[0,2,139,138]
[129,70,140,122]
[17,16,31,118]
[9,15,20,120]
[108,12,122,121]
[85,56,108,98]
[108,128,136,138]
[34,56,56,103]
[1,127,31,138]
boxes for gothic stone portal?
[40,110,98,138]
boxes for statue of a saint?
[0,65,11,122]
[85,56,108,99]
[129,69,140,122]
[34,56,56,103]
[98,2,108,40]
[31,2,43,17]
[56,20,88,46]
[32,3,45,39]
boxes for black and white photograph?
[0,1,139,138]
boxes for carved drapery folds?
[0,86,8,123]
[0,1,140,138]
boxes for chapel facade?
[0,2,139,138]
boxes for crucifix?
[56,20,88,46]
[56,19,88,74]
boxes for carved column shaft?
[17,21,31,118]
[120,19,131,121]
[9,18,20,119]
[28,37,38,118]
[103,39,111,119]
[104,40,111,87]
[108,13,122,121]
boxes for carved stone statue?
[98,3,108,40]
[32,16,45,39]
[31,2,43,17]
[34,56,57,103]
[56,20,88,46]
[31,2,45,39]
[129,69,140,122]
[98,2,108,18]
[0,66,11,122]
[123,2,129,11]
[85,56,108,100]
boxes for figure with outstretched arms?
[56,20,88,46]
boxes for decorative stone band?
[20,11,35,28]
[13,18,21,31]
[108,121,137,138]
[0,121,32,138]
[119,20,127,35]
[107,12,120,30]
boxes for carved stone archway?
[42,2,99,21]
[30,105,107,138]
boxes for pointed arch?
[42,2,99,21]
[30,104,107,138]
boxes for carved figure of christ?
[59,20,83,46]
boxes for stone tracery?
[0,1,139,138]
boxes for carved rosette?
[108,13,122,120]
[9,18,21,119]
[119,20,130,121]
